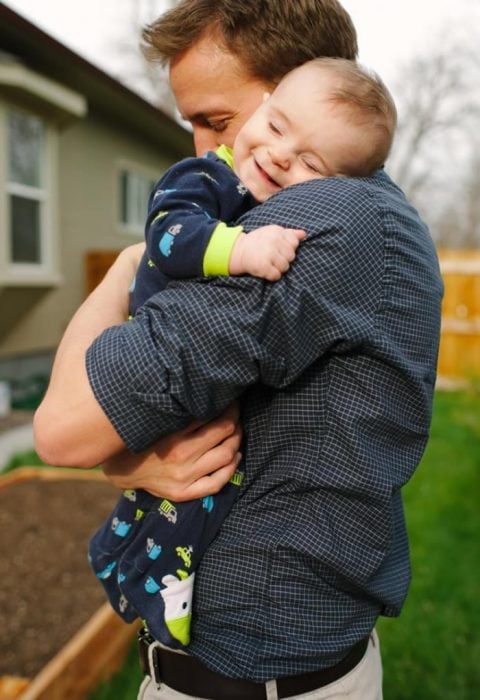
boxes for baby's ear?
[263,92,271,102]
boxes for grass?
[6,391,477,698]
[89,641,143,700]
[378,388,480,699]
[2,448,47,473]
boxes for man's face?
[170,34,270,155]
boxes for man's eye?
[208,120,228,133]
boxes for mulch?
[0,475,120,679]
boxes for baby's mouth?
[254,159,280,188]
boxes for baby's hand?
[229,225,306,280]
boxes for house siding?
[0,4,192,375]
[0,110,182,359]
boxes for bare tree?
[390,49,475,189]
[438,144,480,248]
[107,0,178,115]
[386,31,480,247]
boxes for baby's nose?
[269,145,290,169]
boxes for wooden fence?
[437,249,480,384]
[84,248,480,384]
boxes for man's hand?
[102,403,242,501]
[229,225,306,280]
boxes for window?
[5,109,47,267]
[0,61,85,287]
[119,168,156,234]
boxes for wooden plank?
[438,250,480,381]
[0,677,30,700]
[0,467,107,490]
[19,604,139,700]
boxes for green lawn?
[2,447,47,473]
[89,389,480,699]
[11,390,475,699]
[378,388,480,699]
[89,641,143,700]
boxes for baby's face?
[233,63,357,202]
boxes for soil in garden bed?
[0,476,122,678]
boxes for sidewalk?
[0,412,34,472]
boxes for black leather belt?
[138,627,370,699]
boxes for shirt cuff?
[85,322,190,453]
[203,222,243,276]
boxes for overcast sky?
[3,0,480,101]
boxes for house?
[0,2,193,393]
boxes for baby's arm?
[228,226,306,281]
[146,157,305,282]
[145,157,246,280]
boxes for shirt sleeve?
[87,189,373,451]
[145,157,245,280]
[86,176,442,453]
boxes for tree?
[108,0,178,115]
[387,33,480,247]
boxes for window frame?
[117,161,158,237]
[0,101,59,285]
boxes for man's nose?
[193,127,221,156]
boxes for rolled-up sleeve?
[86,260,353,452]
[86,175,442,458]
[86,228,378,453]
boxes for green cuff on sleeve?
[203,222,243,276]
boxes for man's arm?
[36,179,381,466]
[34,242,243,499]
[64,181,393,460]
[38,175,439,473]
[34,243,145,467]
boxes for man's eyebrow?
[187,112,209,124]
[178,110,209,126]
[184,110,230,126]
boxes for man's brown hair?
[142,0,358,85]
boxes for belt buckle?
[138,628,162,687]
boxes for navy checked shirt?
[87,170,443,681]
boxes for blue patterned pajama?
[89,471,243,647]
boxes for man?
[34,2,443,698]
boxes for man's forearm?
[34,246,142,467]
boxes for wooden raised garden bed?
[0,467,140,700]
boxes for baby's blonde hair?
[308,58,397,175]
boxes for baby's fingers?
[284,228,307,241]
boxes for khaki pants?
[137,630,383,700]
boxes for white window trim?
[0,101,61,287]
[0,59,87,121]
[117,160,159,237]
[0,57,85,288]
